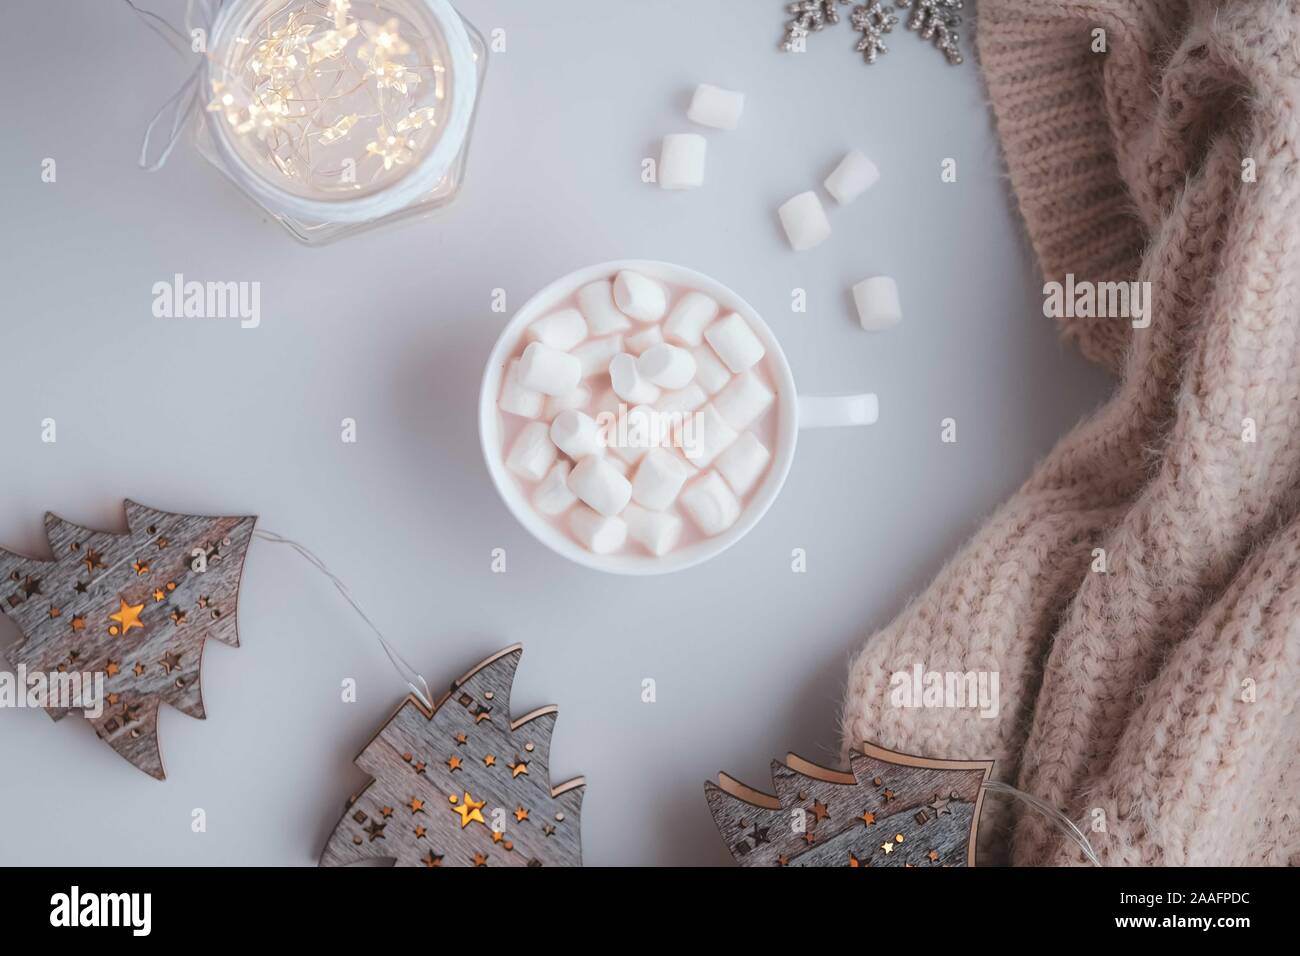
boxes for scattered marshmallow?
[572,333,625,378]
[777,190,831,251]
[704,313,766,373]
[691,345,732,395]
[518,341,582,396]
[624,504,683,557]
[550,409,604,460]
[687,83,745,131]
[533,461,577,516]
[852,276,902,331]
[498,359,545,419]
[632,447,695,511]
[528,308,587,351]
[569,506,628,554]
[544,384,591,419]
[655,383,707,415]
[716,431,771,497]
[824,150,880,205]
[613,270,668,322]
[625,324,664,356]
[567,453,633,516]
[680,471,742,536]
[679,403,738,468]
[663,291,719,347]
[610,352,662,405]
[577,279,632,335]
[505,421,557,482]
[659,134,707,190]
[713,370,775,430]
[637,343,697,390]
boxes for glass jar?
[196,0,484,244]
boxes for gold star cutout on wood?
[109,597,145,636]
[447,755,462,772]
[452,791,485,828]
[408,798,425,814]
[508,758,528,778]
[483,754,495,767]
[860,811,876,826]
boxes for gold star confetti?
[927,849,940,863]
[159,651,182,674]
[810,799,830,822]
[408,798,424,814]
[422,850,442,867]
[472,851,488,867]
[105,660,120,677]
[514,806,529,822]
[482,754,495,767]
[508,758,528,778]
[446,755,462,772]
[880,841,894,854]
[860,811,876,826]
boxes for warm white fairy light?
[207,0,444,194]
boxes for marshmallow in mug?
[496,268,782,558]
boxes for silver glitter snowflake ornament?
[777,0,964,66]
[850,3,899,64]
[781,0,850,52]
[897,0,964,65]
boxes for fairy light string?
[207,0,446,194]
[252,530,433,709]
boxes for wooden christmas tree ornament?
[0,501,256,779]
[321,644,585,868]
[706,741,992,866]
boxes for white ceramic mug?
[479,260,877,574]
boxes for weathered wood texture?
[706,742,993,866]
[0,501,256,779]
[320,645,585,868]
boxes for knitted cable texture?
[840,0,1300,865]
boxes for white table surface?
[0,0,1111,865]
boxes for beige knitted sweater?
[841,0,1300,866]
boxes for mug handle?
[798,393,879,429]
